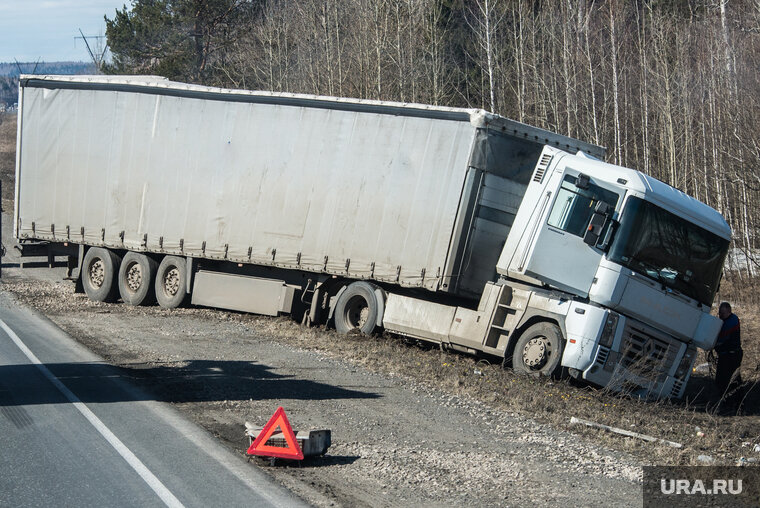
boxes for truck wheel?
[118,252,158,306]
[511,322,564,378]
[82,247,122,303]
[155,256,188,308]
[334,282,380,335]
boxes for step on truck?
[13,75,731,399]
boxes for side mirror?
[583,201,610,247]
[596,219,618,252]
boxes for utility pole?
[14,58,41,75]
[75,29,108,70]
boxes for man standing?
[715,302,743,401]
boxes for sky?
[0,1,126,63]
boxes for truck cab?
[498,147,731,398]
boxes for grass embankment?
[285,309,759,467]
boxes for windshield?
[608,197,729,305]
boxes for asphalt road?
[0,291,308,508]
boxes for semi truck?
[13,75,731,399]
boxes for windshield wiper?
[633,259,696,300]
[633,258,666,285]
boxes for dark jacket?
[715,313,741,354]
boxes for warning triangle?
[247,407,304,460]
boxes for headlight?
[599,311,619,347]
[675,347,696,379]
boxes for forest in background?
[102,0,760,284]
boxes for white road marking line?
[0,319,185,508]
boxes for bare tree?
[466,0,504,112]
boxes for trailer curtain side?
[17,79,476,291]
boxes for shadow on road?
[251,455,361,467]
[1,261,68,269]
[0,359,381,406]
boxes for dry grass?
[0,112,17,210]
[248,277,760,467]
[278,324,760,467]
[167,290,756,467]
[0,113,15,151]
[718,277,760,373]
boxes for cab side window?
[547,175,618,238]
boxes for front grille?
[619,324,678,382]
[670,379,685,398]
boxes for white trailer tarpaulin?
[16,76,481,290]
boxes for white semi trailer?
[14,75,731,399]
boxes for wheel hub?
[523,337,548,368]
[345,296,369,329]
[126,263,142,292]
[89,259,105,288]
[163,267,180,296]
[357,306,369,327]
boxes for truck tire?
[155,256,188,308]
[511,322,564,378]
[82,247,122,303]
[118,252,158,306]
[334,281,380,335]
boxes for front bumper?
[582,344,690,399]
[580,316,693,399]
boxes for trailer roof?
[20,74,606,158]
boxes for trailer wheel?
[82,247,122,303]
[511,322,564,378]
[118,252,158,306]
[155,256,188,308]
[334,282,380,335]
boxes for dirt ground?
[2,110,759,506]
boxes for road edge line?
[0,318,185,508]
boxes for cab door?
[523,168,621,298]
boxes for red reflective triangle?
[246,407,304,460]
